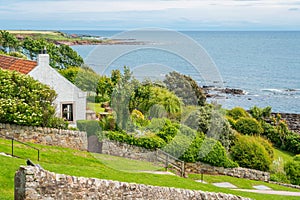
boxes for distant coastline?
[8,30,145,46]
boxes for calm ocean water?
[63,30,300,114]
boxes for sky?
[1,0,300,30]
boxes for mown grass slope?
[0,138,299,200]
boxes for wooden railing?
[156,149,185,177]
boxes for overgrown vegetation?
[0,68,67,128]
[226,106,300,184]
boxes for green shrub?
[180,135,238,168]
[131,109,149,127]
[226,107,250,120]
[99,115,116,131]
[294,155,300,162]
[105,131,166,150]
[235,117,263,135]
[226,116,236,129]
[261,122,282,147]
[184,105,236,150]
[180,136,204,163]
[284,160,300,185]
[199,138,238,168]
[47,117,68,129]
[146,118,179,143]
[163,125,197,158]
[77,120,102,137]
[255,136,274,159]
[147,118,168,132]
[157,122,179,143]
[231,135,273,171]
[9,52,27,59]
[249,106,271,121]
[270,172,290,183]
[285,133,300,154]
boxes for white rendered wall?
[29,54,87,124]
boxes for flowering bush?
[0,69,60,127]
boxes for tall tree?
[0,30,20,53]
[59,66,100,92]
[164,71,206,106]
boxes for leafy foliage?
[111,67,137,131]
[147,118,179,143]
[0,30,20,53]
[164,71,206,106]
[105,131,166,150]
[96,75,114,102]
[226,107,250,120]
[284,159,300,185]
[131,109,149,127]
[285,134,300,154]
[235,117,263,135]
[184,105,236,150]
[22,37,83,69]
[99,115,116,131]
[0,69,62,127]
[231,135,273,171]
[249,106,272,121]
[180,135,238,168]
[60,66,100,92]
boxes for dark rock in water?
[221,88,244,95]
[285,89,297,92]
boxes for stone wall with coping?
[0,123,87,150]
[101,139,270,181]
[15,166,250,200]
[185,162,270,182]
[101,139,157,162]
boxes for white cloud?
[0,0,299,30]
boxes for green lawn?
[272,148,295,168]
[0,138,299,200]
[92,153,164,172]
[87,102,105,113]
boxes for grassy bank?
[0,138,299,200]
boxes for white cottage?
[0,54,87,125]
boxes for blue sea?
[62,30,300,114]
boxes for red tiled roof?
[0,54,37,74]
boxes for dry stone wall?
[0,123,87,150]
[101,139,270,181]
[101,139,157,162]
[185,162,270,182]
[15,166,250,200]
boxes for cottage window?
[62,103,74,121]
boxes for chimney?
[37,49,50,67]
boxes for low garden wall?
[15,166,250,200]
[101,139,270,181]
[0,123,87,150]
[185,162,270,182]
[101,139,157,162]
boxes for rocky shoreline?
[203,86,245,98]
